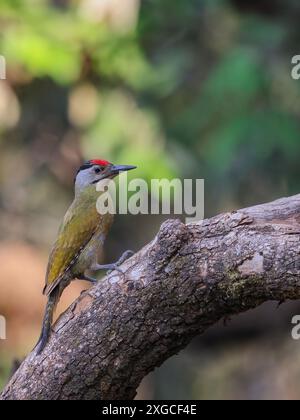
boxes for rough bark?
[2,194,300,400]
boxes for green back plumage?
[44,186,104,296]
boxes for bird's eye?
[94,167,101,174]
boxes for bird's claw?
[107,250,134,276]
[118,250,134,264]
[91,250,134,277]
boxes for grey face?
[75,165,105,191]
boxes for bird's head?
[75,159,136,192]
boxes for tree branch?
[2,194,300,400]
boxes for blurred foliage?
[1,0,300,207]
[1,0,300,399]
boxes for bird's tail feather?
[35,287,60,355]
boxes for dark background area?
[1,0,300,399]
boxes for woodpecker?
[35,159,136,354]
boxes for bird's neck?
[74,184,100,204]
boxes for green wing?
[43,200,100,296]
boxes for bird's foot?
[116,250,134,266]
[106,250,134,275]
[92,250,134,276]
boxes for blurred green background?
[1,0,300,400]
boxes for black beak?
[109,165,137,175]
